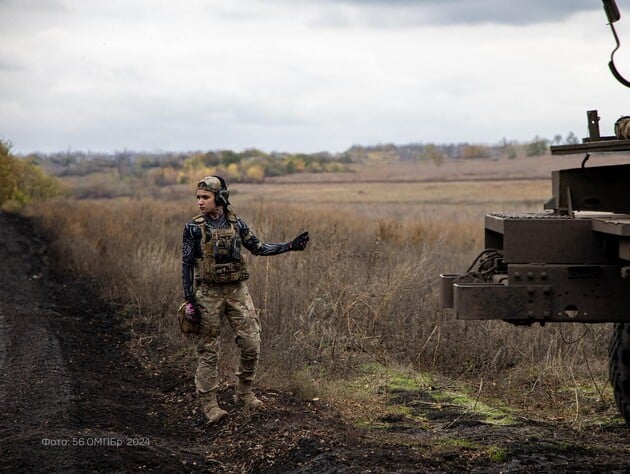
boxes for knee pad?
[236,335,260,359]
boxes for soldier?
[181,175,309,424]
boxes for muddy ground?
[1,211,630,473]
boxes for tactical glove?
[185,301,201,323]
[290,231,309,251]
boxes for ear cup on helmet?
[215,189,230,206]
[212,175,230,206]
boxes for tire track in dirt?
[0,212,216,472]
[0,213,76,471]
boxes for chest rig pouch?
[194,214,249,284]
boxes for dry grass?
[25,177,617,423]
[264,152,630,183]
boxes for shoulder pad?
[192,214,205,224]
[226,209,238,223]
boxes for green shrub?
[0,140,64,209]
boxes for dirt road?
[2,211,630,473]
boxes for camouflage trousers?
[193,281,261,395]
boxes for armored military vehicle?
[439,0,630,424]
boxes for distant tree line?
[31,148,351,185]
[344,132,584,165]
[25,132,584,187]
[176,149,348,184]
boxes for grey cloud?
[0,58,24,72]
[0,0,69,36]
[307,0,603,25]
[423,0,601,25]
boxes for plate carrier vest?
[193,212,249,284]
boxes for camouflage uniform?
[193,281,260,394]
[183,175,308,423]
[182,210,293,416]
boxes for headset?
[212,175,230,207]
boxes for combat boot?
[201,391,228,424]
[235,382,263,409]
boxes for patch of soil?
[2,211,630,473]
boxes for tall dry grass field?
[27,178,614,419]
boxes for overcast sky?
[1,0,629,154]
